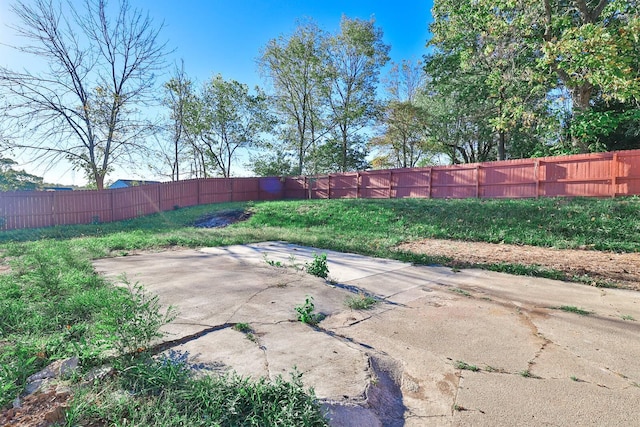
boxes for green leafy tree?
[372,60,435,168]
[427,0,553,160]
[426,0,640,155]
[0,158,43,191]
[249,151,297,177]
[417,85,498,164]
[186,75,273,178]
[541,0,640,152]
[259,20,328,175]
[323,16,390,172]
[0,0,168,190]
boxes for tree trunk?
[95,173,105,191]
[174,139,179,181]
[498,130,506,161]
[571,82,594,153]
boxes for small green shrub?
[295,296,324,325]
[306,253,328,278]
[97,276,177,355]
[233,323,252,333]
[263,253,284,268]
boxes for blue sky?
[0,0,434,184]
[141,0,433,87]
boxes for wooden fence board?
[2,149,640,231]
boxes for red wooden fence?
[1,150,640,231]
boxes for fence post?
[157,184,162,213]
[328,175,331,199]
[611,152,618,198]
[428,167,433,199]
[197,179,201,206]
[475,165,480,199]
[535,159,541,198]
[356,172,360,199]
[257,178,262,201]
[52,191,58,226]
[109,190,114,222]
[388,170,393,198]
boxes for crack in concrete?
[151,323,234,354]
[225,286,279,323]
[313,325,379,352]
[450,371,463,416]
[259,341,271,379]
[326,280,406,307]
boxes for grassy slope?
[1,197,639,423]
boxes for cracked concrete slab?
[93,242,640,427]
[454,373,640,426]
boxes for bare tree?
[157,61,194,181]
[0,0,167,189]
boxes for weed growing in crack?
[234,323,257,342]
[621,314,636,321]
[345,293,378,310]
[295,296,325,325]
[263,253,284,268]
[450,288,471,297]
[306,253,329,279]
[555,305,591,316]
[453,404,467,411]
[234,323,252,333]
[455,361,480,372]
[570,376,580,382]
[519,369,540,378]
[105,276,177,356]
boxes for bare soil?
[398,239,640,291]
[193,209,251,228]
[0,387,71,427]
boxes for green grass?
[65,354,327,426]
[450,288,472,297]
[455,361,480,372]
[345,294,378,310]
[555,305,592,316]
[1,197,639,421]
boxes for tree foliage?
[159,62,195,181]
[426,0,640,158]
[185,75,273,178]
[0,0,167,190]
[258,17,389,175]
[372,60,435,168]
[259,20,327,175]
[0,158,43,191]
[323,16,390,172]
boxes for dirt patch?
[193,209,251,228]
[398,239,640,291]
[1,387,71,427]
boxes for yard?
[1,197,639,425]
